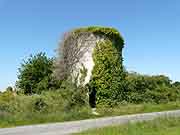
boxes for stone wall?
[73,33,106,85]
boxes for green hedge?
[122,73,180,104]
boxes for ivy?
[66,26,125,105]
[73,26,124,49]
[90,40,125,105]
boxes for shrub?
[16,52,61,94]
[173,81,180,90]
[0,91,15,113]
[0,84,87,115]
[6,86,13,92]
[123,72,180,104]
[60,80,89,110]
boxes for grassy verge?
[76,117,180,135]
[1,101,180,128]
[96,101,180,117]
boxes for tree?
[16,52,59,94]
[173,81,180,87]
[6,86,13,92]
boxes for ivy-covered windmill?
[55,26,125,109]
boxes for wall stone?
[73,33,106,85]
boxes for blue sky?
[0,0,180,90]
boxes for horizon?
[0,0,180,90]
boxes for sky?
[0,0,180,90]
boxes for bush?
[16,52,61,94]
[122,72,180,104]
[0,88,92,127]
[0,91,15,113]
[173,81,180,90]
[60,80,89,110]
[6,86,13,92]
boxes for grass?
[1,91,180,128]
[1,101,180,128]
[76,117,180,135]
[0,107,94,128]
[96,101,180,117]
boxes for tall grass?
[0,90,93,128]
[1,90,180,128]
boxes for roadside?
[1,102,180,128]
[1,110,180,135]
[76,116,180,135]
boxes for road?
[1,110,180,135]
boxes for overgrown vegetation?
[16,52,61,94]
[90,40,125,105]
[122,72,180,104]
[0,85,92,128]
[1,26,180,127]
[73,26,124,48]
[1,89,180,128]
[55,26,125,106]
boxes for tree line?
[9,52,180,105]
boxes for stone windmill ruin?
[55,26,124,110]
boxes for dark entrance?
[88,84,96,108]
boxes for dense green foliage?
[0,89,92,128]
[1,89,180,128]
[6,86,13,92]
[57,26,180,106]
[121,72,180,104]
[16,52,60,94]
[90,40,125,105]
[1,26,180,128]
[73,26,124,48]
[20,85,86,112]
[56,26,125,106]
[173,81,180,89]
[76,117,180,135]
